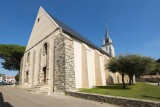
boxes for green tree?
[156,58,160,63]
[0,44,25,71]
[107,54,155,88]
[107,55,128,88]
[150,59,160,75]
[155,59,160,74]
[155,63,160,73]
[124,55,155,84]
[15,73,19,82]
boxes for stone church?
[20,7,129,93]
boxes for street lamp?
[157,72,159,86]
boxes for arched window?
[43,43,48,55]
[25,71,29,82]
[27,52,30,65]
[37,18,40,22]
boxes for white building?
[20,7,129,93]
[5,76,16,83]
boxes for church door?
[25,71,29,83]
[43,67,47,84]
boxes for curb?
[65,92,160,107]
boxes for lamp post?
[157,72,159,86]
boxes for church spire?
[104,21,112,44]
[105,20,109,39]
[102,20,115,57]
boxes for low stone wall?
[65,92,160,107]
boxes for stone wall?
[54,34,65,92]
[19,57,24,84]
[54,34,75,92]
[64,37,76,91]
[65,92,160,107]
[38,48,42,84]
[32,51,36,85]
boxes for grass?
[80,82,160,101]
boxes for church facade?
[20,7,129,92]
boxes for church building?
[20,7,129,93]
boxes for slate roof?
[48,13,111,57]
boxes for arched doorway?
[43,67,47,84]
[25,71,29,83]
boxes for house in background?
[5,76,16,84]
[136,75,160,82]
[0,74,5,83]
[0,74,15,84]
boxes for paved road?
[0,86,120,107]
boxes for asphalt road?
[0,85,120,107]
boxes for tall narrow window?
[37,18,40,22]
[27,52,30,65]
[43,43,48,55]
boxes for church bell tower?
[102,22,115,57]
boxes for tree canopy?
[107,54,155,88]
[156,58,160,63]
[150,59,160,75]
[155,63,160,73]
[107,55,127,88]
[0,44,25,71]
[15,73,20,82]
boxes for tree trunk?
[122,74,126,89]
[129,75,132,85]
[129,75,133,85]
[129,75,134,85]
[131,76,134,84]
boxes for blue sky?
[0,0,160,76]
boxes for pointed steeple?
[105,20,109,39]
[102,20,115,57]
[104,21,112,44]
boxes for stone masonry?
[66,92,160,107]
[54,34,75,92]
[54,34,65,92]
[19,57,23,84]
[64,36,76,91]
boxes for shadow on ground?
[0,92,13,107]
[96,84,132,90]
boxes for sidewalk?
[145,82,160,86]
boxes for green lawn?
[80,82,160,101]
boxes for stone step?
[27,88,34,91]
[27,85,49,95]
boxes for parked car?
[3,81,14,85]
